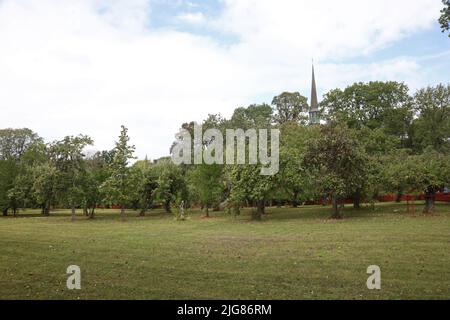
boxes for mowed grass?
[0,202,449,300]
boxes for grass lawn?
[0,202,449,300]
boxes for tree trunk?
[205,206,210,218]
[292,191,299,208]
[71,206,76,221]
[423,191,436,214]
[252,200,265,221]
[395,190,402,203]
[331,195,342,219]
[353,191,361,210]
[120,205,125,221]
[89,207,95,219]
[2,208,8,216]
[140,200,149,217]
[164,200,172,213]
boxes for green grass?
[0,202,449,300]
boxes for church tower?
[309,64,320,125]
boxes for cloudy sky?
[0,0,449,159]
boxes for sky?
[0,0,449,160]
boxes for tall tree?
[49,135,93,220]
[153,158,185,213]
[31,162,58,215]
[412,84,450,153]
[0,160,18,216]
[0,128,42,161]
[272,92,308,125]
[321,82,413,148]
[277,123,318,207]
[304,124,369,218]
[229,104,273,129]
[101,126,136,220]
[226,104,277,220]
[129,159,158,216]
[81,151,111,219]
[188,164,223,217]
[0,129,42,215]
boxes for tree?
[418,150,450,213]
[439,0,450,37]
[49,135,93,220]
[382,149,412,203]
[188,164,223,217]
[129,159,158,216]
[226,104,278,220]
[304,124,369,218]
[383,150,450,214]
[229,104,273,129]
[0,160,18,216]
[272,92,308,125]
[412,84,450,153]
[153,158,185,213]
[321,82,413,148]
[277,122,317,207]
[353,127,401,207]
[31,162,58,215]
[81,151,111,219]
[0,128,42,161]
[229,164,276,220]
[0,129,42,215]
[101,126,136,220]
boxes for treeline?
[1,82,449,220]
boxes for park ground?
[0,202,449,300]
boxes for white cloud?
[176,12,206,25]
[0,0,445,159]
[218,0,441,59]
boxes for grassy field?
[0,202,449,300]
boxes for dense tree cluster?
[1,83,449,220]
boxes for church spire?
[309,63,320,124]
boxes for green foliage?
[129,159,159,215]
[277,123,317,205]
[412,84,450,153]
[272,92,309,125]
[0,160,19,214]
[439,0,450,36]
[229,103,273,129]
[31,162,58,215]
[48,135,93,216]
[188,164,224,216]
[383,148,450,214]
[153,158,185,213]
[0,128,42,161]
[101,126,136,217]
[321,81,413,147]
[304,124,370,218]
[1,81,449,220]
[81,151,111,218]
[0,128,42,215]
[228,164,276,220]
